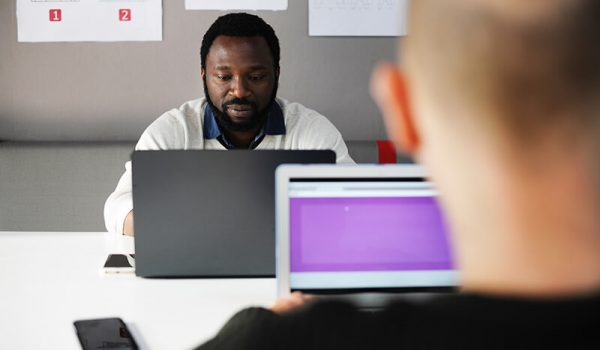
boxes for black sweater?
[196,292,600,350]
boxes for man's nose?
[229,77,251,98]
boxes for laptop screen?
[288,178,458,291]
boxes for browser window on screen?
[288,179,458,290]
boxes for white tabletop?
[0,231,276,350]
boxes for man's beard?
[203,80,278,133]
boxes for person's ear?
[370,63,420,155]
[201,67,206,80]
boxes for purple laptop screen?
[290,196,454,273]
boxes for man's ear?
[201,67,206,81]
[370,63,419,155]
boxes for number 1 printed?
[49,9,62,22]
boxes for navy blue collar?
[203,101,286,149]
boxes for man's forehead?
[212,63,269,71]
[207,35,272,61]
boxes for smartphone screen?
[74,317,139,350]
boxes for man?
[196,0,600,348]
[104,13,353,235]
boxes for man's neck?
[448,143,600,297]
[224,127,261,149]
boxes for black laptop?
[131,150,335,278]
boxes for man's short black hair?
[200,13,280,71]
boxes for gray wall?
[0,0,397,142]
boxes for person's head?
[372,0,600,211]
[371,0,600,290]
[200,13,281,133]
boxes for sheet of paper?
[185,0,287,11]
[309,0,408,37]
[17,0,162,42]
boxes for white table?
[0,232,276,350]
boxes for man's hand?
[123,211,134,236]
[270,291,316,314]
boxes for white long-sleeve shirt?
[104,97,354,234]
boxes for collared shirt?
[203,103,286,149]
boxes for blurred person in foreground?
[197,0,600,348]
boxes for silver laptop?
[275,164,459,308]
[132,150,335,278]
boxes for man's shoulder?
[391,292,600,332]
[377,293,600,348]
[150,98,206,129]
[136,98,207,150]
[277,98,320,120]
[167,97,206,119]
[276,97,333,130]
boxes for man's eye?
[248,74,266,81]
[216,75,231,81]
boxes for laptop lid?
[276,164,459,303]
[132,150,335,278]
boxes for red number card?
[49,9,62,22]
[119,9,131,22]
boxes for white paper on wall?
[309,0,408,37]
[17,0,162,42]
[185,0,288,11]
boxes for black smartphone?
[74,317,139,350]
[102,254,135,274]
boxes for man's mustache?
[223,99,258,109]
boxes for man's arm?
[103,106,192,235]
[104,161,134,235]
[194,308,280,350]
[195,295,379,350]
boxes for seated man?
[196,0,600,348]
[104,13,353,235]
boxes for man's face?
[202,35,279,132]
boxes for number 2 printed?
[119,9,131,22]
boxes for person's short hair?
[200,13,280,71]
[407,0,600,140]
